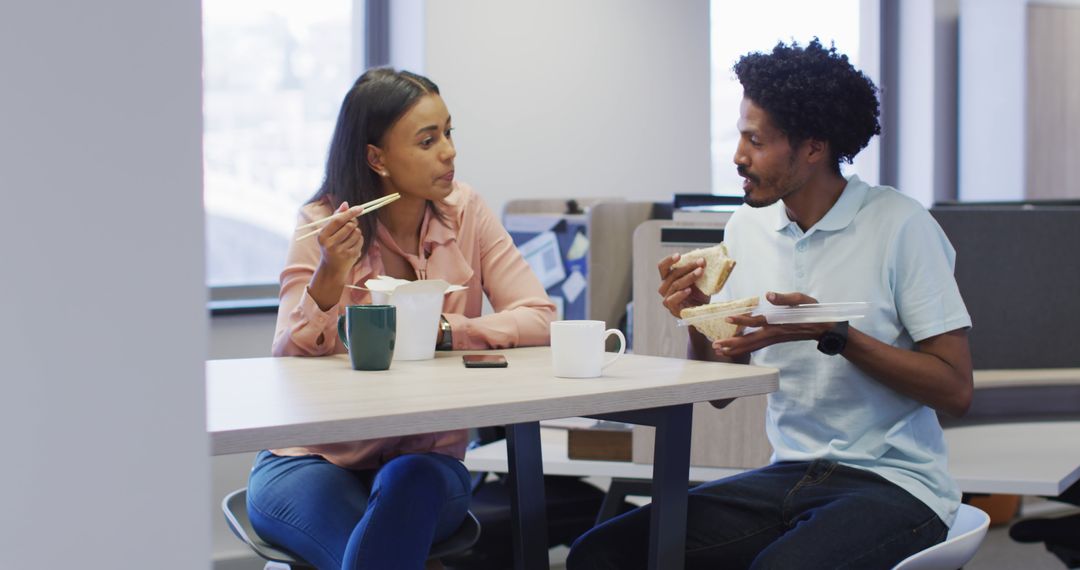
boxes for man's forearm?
[843,327,973,417]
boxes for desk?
[944,421,1080,496]
[465,428,743,483]
[973,368,1080,389]
[206,346,778,570]
[466,421,1080,501]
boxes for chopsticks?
[294,193,401,241]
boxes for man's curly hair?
[734,38,881,170]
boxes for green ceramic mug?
[337,304,396,371]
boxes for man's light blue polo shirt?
[717,175,972,526]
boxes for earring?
[381,171,389,177]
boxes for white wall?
[856,0,884,187]
[423,0,712,217]
[958,0,1027,201]
[0,1,209,568]
[390,0,427,72]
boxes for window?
[203,0,355,289]
[710,0,863,195]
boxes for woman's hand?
[317,201,365,274]
[657,253,710,318]
[713,292,833,357]
[307,202,365,312]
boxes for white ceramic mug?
[550,320,626,378]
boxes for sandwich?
[671,243,736,296]
[679,296,760,341]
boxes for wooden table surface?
[206,346,779,456]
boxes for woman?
[248,68,556,570]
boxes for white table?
[465,428,743,483]
[973,368,1080,389]
[206,346,779,570]
[944,421,1080,496]
[466,421,1080,503]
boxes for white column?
[0,1,209,568]
[958,0,1027,201]
[895,0,960,206]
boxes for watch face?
[817,321,848,355]
[818,332,846,355]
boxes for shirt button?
[796,270,805,278]
[796,242,807,252]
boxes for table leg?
[506,421,549,570]
[597,478,653,525]
[648,404,693,570]
[589,403,693,569]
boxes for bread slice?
[679,296,760,341]
[671,243,736,296]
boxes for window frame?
[206,0,387,314]
[707,0,884,196]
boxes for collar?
[357,182,474,289]
[422,193,462,248]
[772,174,869,234]
[372,183,467,255]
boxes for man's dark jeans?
[567,459,948,569]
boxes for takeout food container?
[365,276,466,361]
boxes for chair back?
[892,504,990,570]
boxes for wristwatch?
[817,321,849,356]
[436,315,453,351]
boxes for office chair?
[891,503,990,570]
[222,488,481,569]
[1009,512,1080,568]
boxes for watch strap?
[436,315,453,351]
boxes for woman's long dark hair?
[310,68,440,256]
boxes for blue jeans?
[247,450,471,570]
[567,460,947,569]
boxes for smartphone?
[462,354,508,368]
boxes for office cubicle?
[930,202,1080,370]
[931,202,1080,421]
[504,198,655,347]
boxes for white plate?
[675,297,760,328]
[754,302,869,324]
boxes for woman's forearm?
[307,261,350,312]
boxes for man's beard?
[739,161,797,208]
[744,194,777,208]
[738,167,778,208]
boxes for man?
[567,39,973,569]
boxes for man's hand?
[657,253,710,318]
[713,291,834,357]
[710,294,974,417]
